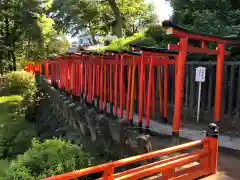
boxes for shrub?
[100,33,150,51]
[2,71,36,96]
[145,25,166,44]
[0,119,36,159]
[99,32,170,52]
[0,96,36,159]
[130,37,157,47]
[0,159,10,178]
[98,25,184,52]
[5,139,95,180]
[145,25,179,47]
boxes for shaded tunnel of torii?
[26,20,240,139]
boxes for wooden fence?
[165,61,240,127]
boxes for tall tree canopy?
[168,0,240,56]
[49,0,157,39]
[0,0,158,71]
[0,0,69,71]
[169,0,240,36]
[0,0,43,70]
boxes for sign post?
[195,66,206,123]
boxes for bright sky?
[146,0,173,22]
[68,0,172,42]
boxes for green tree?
[23,14,70,60]
[49,0,99,39]
[119,0,157,36]
[0,0,43,71]
[168,0,240,56]
[0,0,69,71]
[169,0,240,36]
[104,0,157,37]
[49,0,157,40]
[106,0,123,37]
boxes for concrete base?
[201,172,235,180]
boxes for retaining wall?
[41,78,153,159]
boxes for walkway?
[202,151,239,180]
[109,104,240,151]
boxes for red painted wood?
[166,28,237,44]
[168,44,230,55]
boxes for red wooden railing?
[41,125,218,180]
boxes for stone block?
[68,103,76,127]
[136,134,152,153]
[119,120,132,145]
[107,116,121,142]
[85,109,97,141]
[75,105,89,136]
[59,95,68,111]
[63,100,71,121]
[95,114,114,151]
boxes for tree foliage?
[169,0,240,36]
[23,14,70,60]
[168,0,240,56]
[0,0,69,72]
[119,0,157,36]
[49,0,157,39]
[0,0,43,70]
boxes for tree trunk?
[4,16,13,71]
[10,51,16,71]
[7,52,13,71]
[107,0,123,38]
[90,33,97,45]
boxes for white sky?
[68,0,172,42]
[146,0,173,22]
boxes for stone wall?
[41,78,153,160]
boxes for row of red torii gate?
[26,20,240,140]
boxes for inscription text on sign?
[195,66,206,82]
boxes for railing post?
[162,169,174,179]
[102,167,114,180]
[205,123,219,175]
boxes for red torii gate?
[137,46,178,133]
[162,20,240,140]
